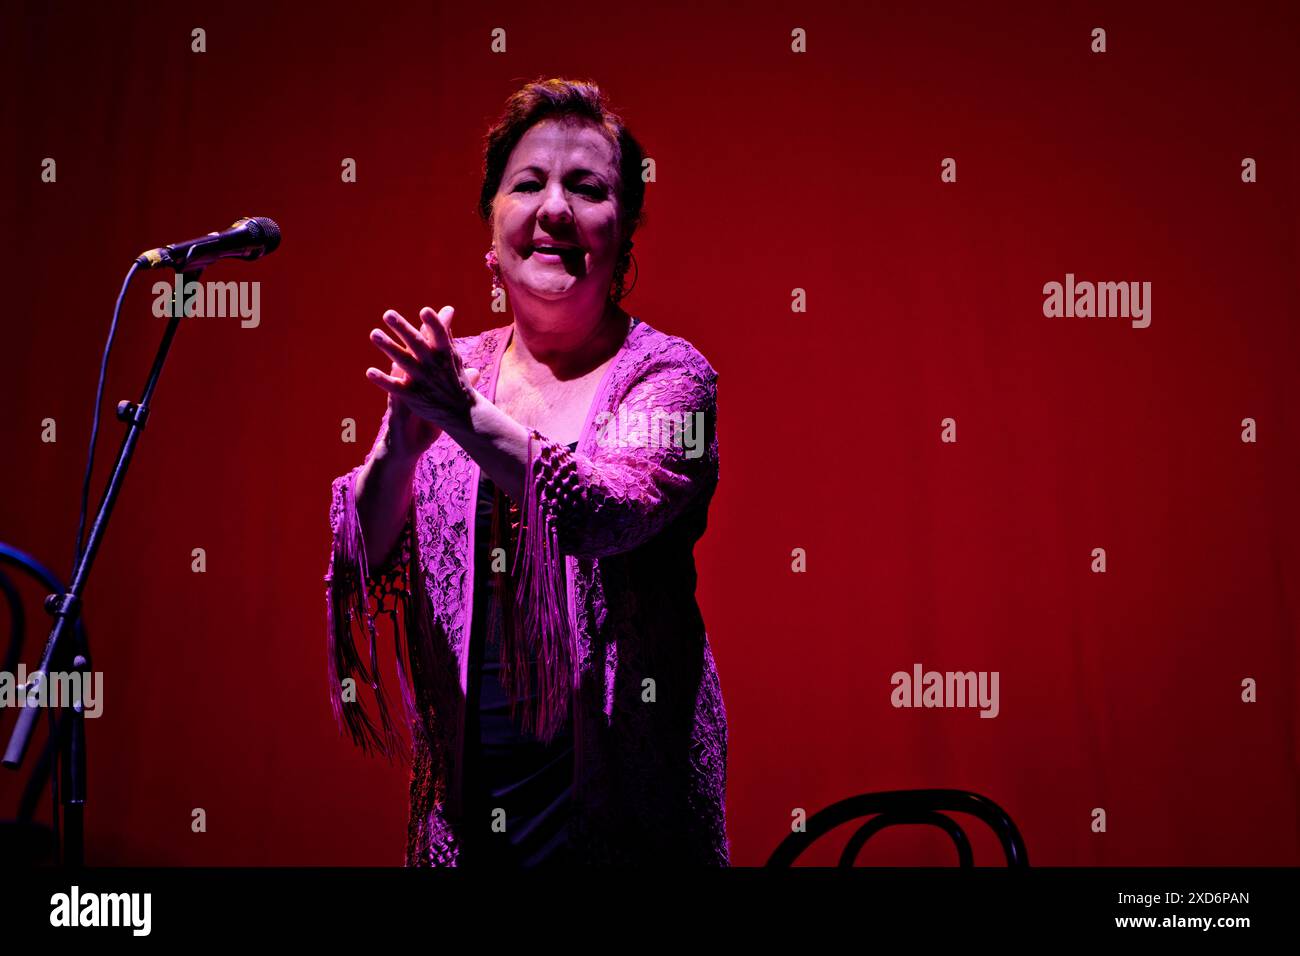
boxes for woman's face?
[492,118,624,303]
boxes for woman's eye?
[513,181,604,197]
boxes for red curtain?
[0,0,1295,864]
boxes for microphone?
[136,216,282,271]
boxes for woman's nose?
[538,184,574,223]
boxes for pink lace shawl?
[324,317,729,865]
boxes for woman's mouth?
[530,244,582,263]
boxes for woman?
[325,78,728,866]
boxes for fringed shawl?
[325,317,729,865]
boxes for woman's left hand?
[366,306,481,430]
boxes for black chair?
[766,788,1029,867]
[0,543,86,865]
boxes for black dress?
[459,440,579,866]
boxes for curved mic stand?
[2,266,203,866]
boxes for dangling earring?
[485,245,504,294]
[610,240,637,303]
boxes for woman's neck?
[506,297,629,383]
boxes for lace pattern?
[325,320,730,865]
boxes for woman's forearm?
[443,389,532,504]
[353,389,533,570]
[354,445,422,569]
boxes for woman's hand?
[366,306,481,453]
[381,383,440,462]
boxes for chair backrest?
[0,542,82,863]
[766,788,1029,867]
[0,542,76,672]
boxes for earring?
[485,246,504,294]
[610,240,637,303]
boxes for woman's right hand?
[371,308,480,461]
[384,381,441,462]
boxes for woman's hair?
[477,77,647,248]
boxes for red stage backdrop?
[0,0,1296,865]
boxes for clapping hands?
[366,306,481,458]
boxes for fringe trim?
[504,429,576,743]
[484,481,519,722]
[326,469,446,762]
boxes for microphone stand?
[2,266,203,866]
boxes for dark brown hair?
[478,77,648,252]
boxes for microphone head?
[249,217,282,255]
[230,216,282,260]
